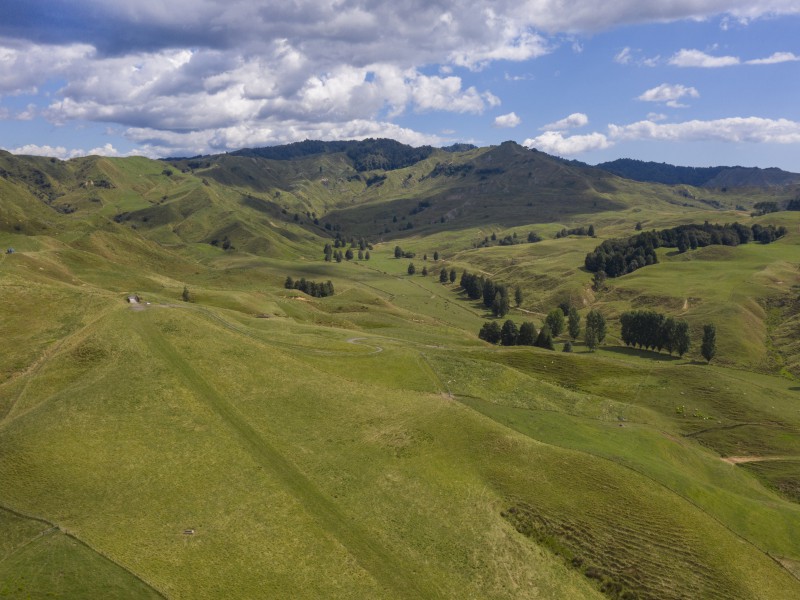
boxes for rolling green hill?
[1,142,799,599]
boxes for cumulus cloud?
[637,83,699,108]
[3,142,129,159]
[493,112,521,128]
[523,131,610,155]
[3,1,800,155]
[541,113,589,131]
[609,117,800,144]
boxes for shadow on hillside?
[788,387,800,392]
[604,346,682,362]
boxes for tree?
[433,251,439,261]
[345,248,354,260]
[588,224,595,237]
[500,320,519,346]
[478,321,501,344]
[701,324,716,363]
[365,250,370,260]
[422,266,428,276]
[591,271,607,292]
[563,341,573,352]
[284,276,294,289]
[514,286,523,307]
[568,307,581,340]
[545,308,565,337]
[323,243,333,262]
[439,268,448,283]
[534,324,554,350]
[407,262,416,275]
[181,285,191,302]
[482,279,496,308]
[585,310,606,351]
[358,249,364,260]
[449,269,457,284]
[335,250,343,263]
[492,292,510,318]
[394,245,403,258]
[518,322,537,345]
[423,254,428,261]
[675,321,690,357]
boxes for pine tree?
[492,292,510,318]
[701,324,716,363]
[407,262,416,275]
[422,266,428,276]
[545,308,565,337]
[433,251,439,261]
[284,276,294,289]
[439,268,448,283]
[500,320,519,346]
[449,269,457,283]
[514,286,523,307]
[535,325,554,350]
[478,321,501,344]
[181,285,191,302]
[358,249,364,260]
[675,321,690,357]
[568,307,581,339]
[365,250,370,260]
[585,310,606,351]
[394,246,403,258]
[588,224,595,237]
[345,248,354,260]
[563,341,573,352]
[518,322,537,345]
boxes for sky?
[0,1,799,170]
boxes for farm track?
[134,311,438,599]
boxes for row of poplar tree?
[478,306,607,351]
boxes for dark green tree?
[358,249,364,260]
[563,341,573,352]
[394,245,403,258]
[284,276,294,289]
[422,266,428,276]
[449,268,457,283]
[588,224,595,237]
[585,310,606,351]
[534,324,554,350]
[545,308,565,337]
[345,248,354,260]
[433,251,439,261]
[439,268,448,283]
[701,324,716,363]
[514,286,523,307]
[408,262,416,275]
[675,321,690,357]
[591,271,607,292]
[365,250,370,260]
[568,307,581,339]
[518,322,537,345]
[478,321,501,344]
[323,243,333,262]
[181,285,191,302]
[500,320,519,346]
[492,292,510,318]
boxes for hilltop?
[1,141,800,599]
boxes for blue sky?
[1,1,798,169]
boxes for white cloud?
[541,112,589,131]
[522,131,610,155]
[615,47,632,64]
[493,112,521,128]
[647,112,668,122]
[609,116,800,144]
[746,51,799,64]
[669,49,740,67]
[637,83,699,108]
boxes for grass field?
[1,149,799,598]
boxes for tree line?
[620,310,690,356]
[284,276,335,297]
[478,307,606,351]
[585,222,787,278]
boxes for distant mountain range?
[594,158,800,189]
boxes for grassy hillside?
[1,145,799,598]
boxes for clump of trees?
[620,310,690,356]
[479,320,554,349]
[285,276,335,297]
[394,245,416,259]
[459,271,511,317]
[585,222,787,278]
[556,224,595,238]
[475,231,542,248]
